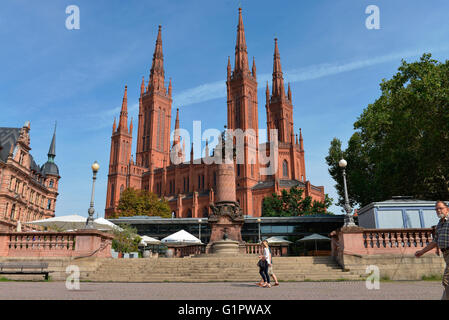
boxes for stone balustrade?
[245,243,288,256]
[329,227,445,280]
[0,230,114,258]
[166,244,206,258]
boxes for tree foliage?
[114,188,171,218]
[111,224,141,254]
[326,54,449,207]
[262,187,334,217]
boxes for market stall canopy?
[161,229,202,244]
[140,235,161,246]
[26,215,122,231]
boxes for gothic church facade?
[105,9,325,219]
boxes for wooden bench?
[0,262,50,280]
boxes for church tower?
[226,8,259,215]
[136,25,173,170]
[106,86,133,214]
[266,38,294,144]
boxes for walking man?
[415,201,449,300]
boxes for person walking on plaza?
[257,242,270,287]
[415,201,449,300]
[262,240,279,286]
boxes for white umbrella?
[161,229,202,244]
[265,236,292,244]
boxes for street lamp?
[257,218,261,243]
[85,161,100,229]
[198,218,202,242]
[339,159,356,227]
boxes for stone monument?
[206,128,246,254]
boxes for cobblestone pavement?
[0,281,443,300]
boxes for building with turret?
[105,9,325,219]
[0,122,60,231]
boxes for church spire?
[234,8,249,74]
[299,128,304,151]
[118,85,128,132]
[149,25,165,93]
[47,123,56,163]
[272,38,285,99]
[252,56,256,79]
[172,108,180,147]
[140,76,145,96]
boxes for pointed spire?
[149,25,165,93]
[112,117,117,133]
[288,82,292,102]
[129,117,133,135]
[227,56,231,80]
[272,38,285,99]
[299,128,304,151]
[234,8,249,73]
[140,76,145,96]
[252,56,257,79]
[266,81,270,102]
[118,85,128,132]
[296,134,299,145]
[168,78,172,97]
[172,108,180,147]
[47,123,56,163]
[205,139,209,158]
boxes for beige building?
[0,122,60,231]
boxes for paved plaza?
[0,281,443,300]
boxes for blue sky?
[1,0,449,217]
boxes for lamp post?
[257,218,261,243]
[198,218,202,242]
[85,161,100,229]
[339,159,356,227]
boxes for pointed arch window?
[283,160,288,177]
[235,96,241,128]
[248,94,252,128]
[156,109,161,151]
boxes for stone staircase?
[85,256,365,282]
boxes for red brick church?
[105,9,325,219]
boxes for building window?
[4,203,9,218]
[248,94,252,128]
[49,180,54,188]
[47,200,52,210]
[235,95,241,128]
[110,184,115,207]
[203,207,208,218]
[237,164,240,176]
[283,160,288,177]
[186,209,192,218]
[10,204,16,220]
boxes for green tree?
[262,187,334,216]
[327,54,449,207]
[111,224,141,255]
[115,188,171,218]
